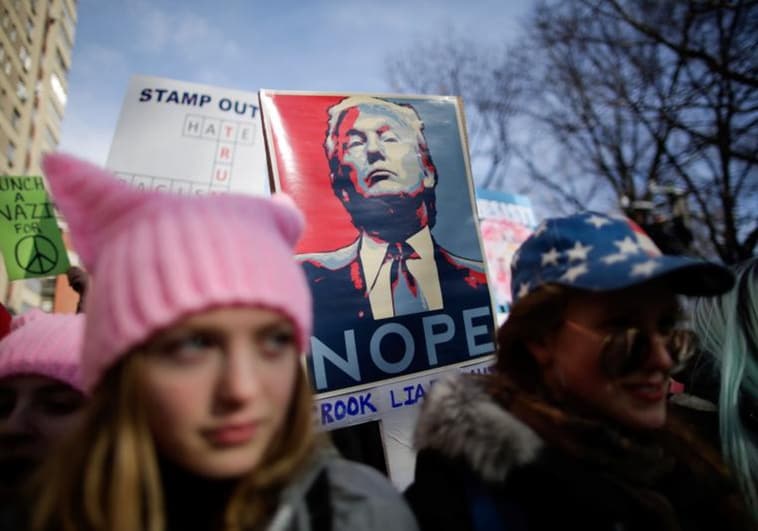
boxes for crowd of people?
[0,146,756,529]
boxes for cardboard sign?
[476,189,537,321]
[107,75,269,196]
[314,357,494,429]
[261,91,495,395]
[0,176,70,280]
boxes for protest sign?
[314,357,494,430]
[107,75,269,195]
[476,189,537,321]
[261,91,495,396]
[0,175,69,280]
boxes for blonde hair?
[32,352,316,531]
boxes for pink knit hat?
[41,153,312,391]
[0,309,86,392]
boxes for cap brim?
[660,258,735,296]
[566,255,735,297]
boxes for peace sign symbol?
[14,235,60,275]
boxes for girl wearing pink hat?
[31,154,418,531]
[0,310,85,497]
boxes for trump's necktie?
[386,242,428,316]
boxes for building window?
[0,43,4,62]
[2,11,9,29]
[16,80,27,101]
[50,72,67,107]
[61,2,75,34]
[59,3,75,48]
[45,125,58,151]
[48,95,64,126]
[10,27,17,43]
[58,21,73,49]
[26,17,33,40]
[56,48,67,73]
[19,46,30,71]
[3,60,11,76]
[6,141,16,167]
[11,108,20,129]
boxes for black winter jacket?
[405,374,753,531]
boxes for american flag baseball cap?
[510,211,734,304]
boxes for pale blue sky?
[58,0,532,166]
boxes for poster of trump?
[260,91,494,394]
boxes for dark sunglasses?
[564,320,698,377]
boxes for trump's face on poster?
[325,97,439,243]
[330,103,435,198]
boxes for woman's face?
[0,375,85,489]
[138,307,300,479]
[531,283,680,430]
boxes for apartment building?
[0,0,77,312]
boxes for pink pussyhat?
[0,309,86,393]
[41,153,312,391]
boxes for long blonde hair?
[32,352,316,531]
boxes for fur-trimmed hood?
[414,373,543,483]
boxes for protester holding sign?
[30,154,418,531]
[0,310,86,525]
[405,212,752,530]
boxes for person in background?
[405,212,752,530]
[31,153,418,531]
[66,266,89,313]
[692,257,758,520]
[0,310,85,525]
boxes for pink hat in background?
[41,153,312,391]
[0,309,86,393]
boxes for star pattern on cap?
[631,259,660,277]
[541,247,560,266]
[560,263,588,283]
[509,211,684,304]
[517,282,530,299]
[614,237,639,255]
[586,215,611,229]
[602,252,629,265]
[566,241,592,262]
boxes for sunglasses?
[564,320,698,377]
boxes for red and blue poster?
[476,189,537,322]
[261,91,494,394]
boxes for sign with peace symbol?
[0,175,70,280]
[14,234,60,275]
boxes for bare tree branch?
[384,0,757,262]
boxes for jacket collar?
[414,374,544,483]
